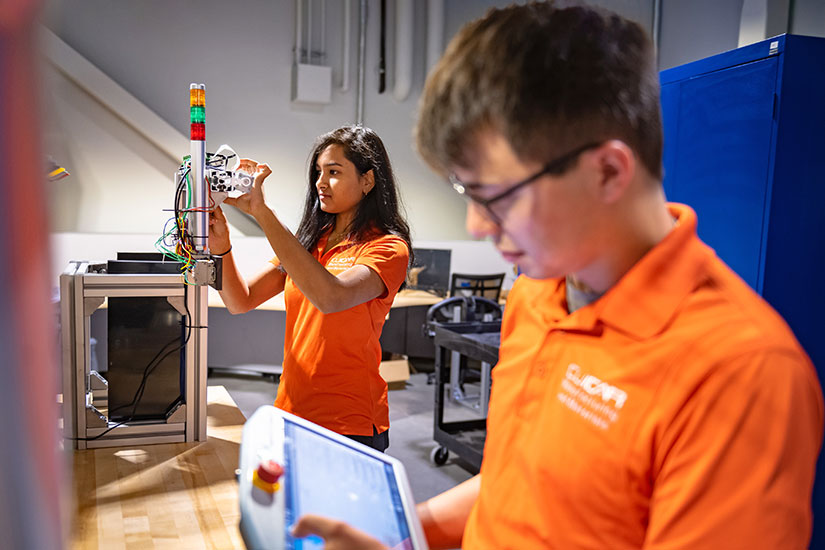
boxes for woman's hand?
[224,158,272,218]
[208,205,232,255]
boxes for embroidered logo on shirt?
[557,363,627,430]
[327,256,356,272]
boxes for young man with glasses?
[293,3,823,548]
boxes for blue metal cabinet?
[661,34,825,548]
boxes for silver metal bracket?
[88,370,108,409]
[190,259,216,286]
[84,296,105,317]
[167,296,187,317]
[166,403,187,424]
[85,406,108,428]
[89,370,108,390]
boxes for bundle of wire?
[156,153,232,283]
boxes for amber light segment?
[189,88,205,107]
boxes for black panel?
[408,248,451,296]
[116,252,168,261]
[107,258,183,275]
[107,296,185,421]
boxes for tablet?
[238,406,429,550]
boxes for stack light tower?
[189,83,208,254]
[178,82,252,287]
[175,83,249,290]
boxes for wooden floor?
[70,386,247,550]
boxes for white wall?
[42,63,181,234]
[791,0,825,37]
[42,0,464,240]
[42,0,664,287]
[42,0,658,241]
[52,0,825,279]
[41,0,824,238]
[657,0,744,70]
[658,0,825,71]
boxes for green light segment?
[190,106,205,123]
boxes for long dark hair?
[295,125,412,265]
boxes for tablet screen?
[284,419,413,550]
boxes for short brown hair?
[416,2,663,180]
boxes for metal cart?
[425,297,502,472]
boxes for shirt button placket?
[516,328,564,419]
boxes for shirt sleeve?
[354,234,409,298]
[644,349,824,550]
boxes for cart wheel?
[430,446,449,466]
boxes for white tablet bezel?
[239,405,429,550]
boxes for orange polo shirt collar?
[597,203,710,338]
[551,204,710,338]
[317,230,351,253]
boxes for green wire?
[154,158,200,277]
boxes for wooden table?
[70,386,247,550]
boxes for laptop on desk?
[239,406,429,550]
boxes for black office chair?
[449,273,506,302]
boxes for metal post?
[357,0,367,123]
[193,285,209,441]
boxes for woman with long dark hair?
[209,125,411,451]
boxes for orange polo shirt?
[462,203,823,550]
[272,231,409,436]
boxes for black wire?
[70,288,194,441]
[104,335,183,417]
[206,152,235,169]
[206,153,225,167]
[173,166,198,253]
[174,167,189,245]
[125,319,191,421]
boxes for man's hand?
[291,515,389,550]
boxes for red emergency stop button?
[257,460,283,484]
[252,460,283,493]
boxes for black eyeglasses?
[449,141,604,223]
